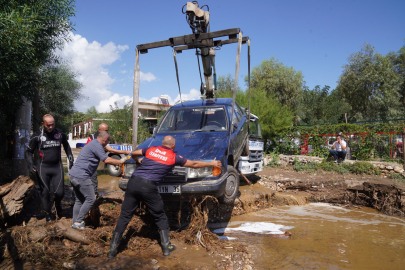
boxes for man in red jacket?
[107,135,221,258]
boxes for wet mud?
[1,165,405,269]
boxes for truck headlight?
[187,166,221,178]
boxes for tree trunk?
[0,175,34,218]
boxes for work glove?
[68,154,74,169]
[28,164,37,174]
[120,155,131,163]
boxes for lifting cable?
[172,50,185,106]
[196,49,204,95]
[227,32,243,156]
[248,39,251,132]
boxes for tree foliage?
[387,42,405,106]
[92,102,150,145]
[0,0,76,156]
[38,63,83,128]
[299,85,351,125]
[337,43,403,120]
[248,57,304,118]
[216,84,294,149]
[217,73,242,93]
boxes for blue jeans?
[329,149,346,160]
[69,175,96,224]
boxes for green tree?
[387,42,405,106]
[248,57,304,120]
[299,85,351,125]
[217,73,242,93]
[337,43,402,120]
[38,63,83,127]
[216,84,294,149]
[93,102,150,145]
[0,0,76,156]
[85,106,99,119]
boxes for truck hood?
[138,132,229,161]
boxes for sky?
[58,0,405,113]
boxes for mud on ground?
[1,166,405,269]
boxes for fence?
[274,131,404,162]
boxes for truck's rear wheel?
[107,155,122,177]
[219,165,240,205]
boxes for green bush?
[348,161,376,175]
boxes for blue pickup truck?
[119,98,249,205]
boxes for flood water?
[218,203,405,269]
[78,172,405,269]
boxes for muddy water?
[80,173,405,269]
[218,203,405,269]
[97,174,121,192]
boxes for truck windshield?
[249,119,262,138]
[157,107,228,133]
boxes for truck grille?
[249,150,263,162]
[161,166,187,183]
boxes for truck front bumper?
[119,172,229,198]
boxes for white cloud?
[56,32,129,112]
[173,88,201,104]
[97,93,132,112]
[140,71,157,82]
[120,70,128,74]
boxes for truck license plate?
[158,185,181,194]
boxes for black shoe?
[159,229,176,256]
[107,232,122,258]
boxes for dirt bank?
[1,166,405,269]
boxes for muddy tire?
[118,178,128,191]
[107,155,122,177]
[219,165,240,205]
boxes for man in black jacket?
[25,114,74,222]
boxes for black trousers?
[114,175,169,234]
[37,162,64,214]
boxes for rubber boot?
[107,232,122,258]
[159,229,176,256]
[55,200,63,219]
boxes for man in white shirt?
[330,134,347,163]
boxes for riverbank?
[1,165,405,269]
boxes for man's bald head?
[42,114,55,133]
[162,136,176,150]
[98,123,109,132]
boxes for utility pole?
[132,49,140,149]
[12,97,31,179]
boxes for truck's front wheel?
[219,165,240,205]
[107,155,122,177]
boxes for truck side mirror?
[149,127,155,134]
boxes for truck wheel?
[107,155,122,177]
[118,178,128,191]
[219,165,240,205]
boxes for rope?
[196,49,204,95]
[172,50,184,106]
